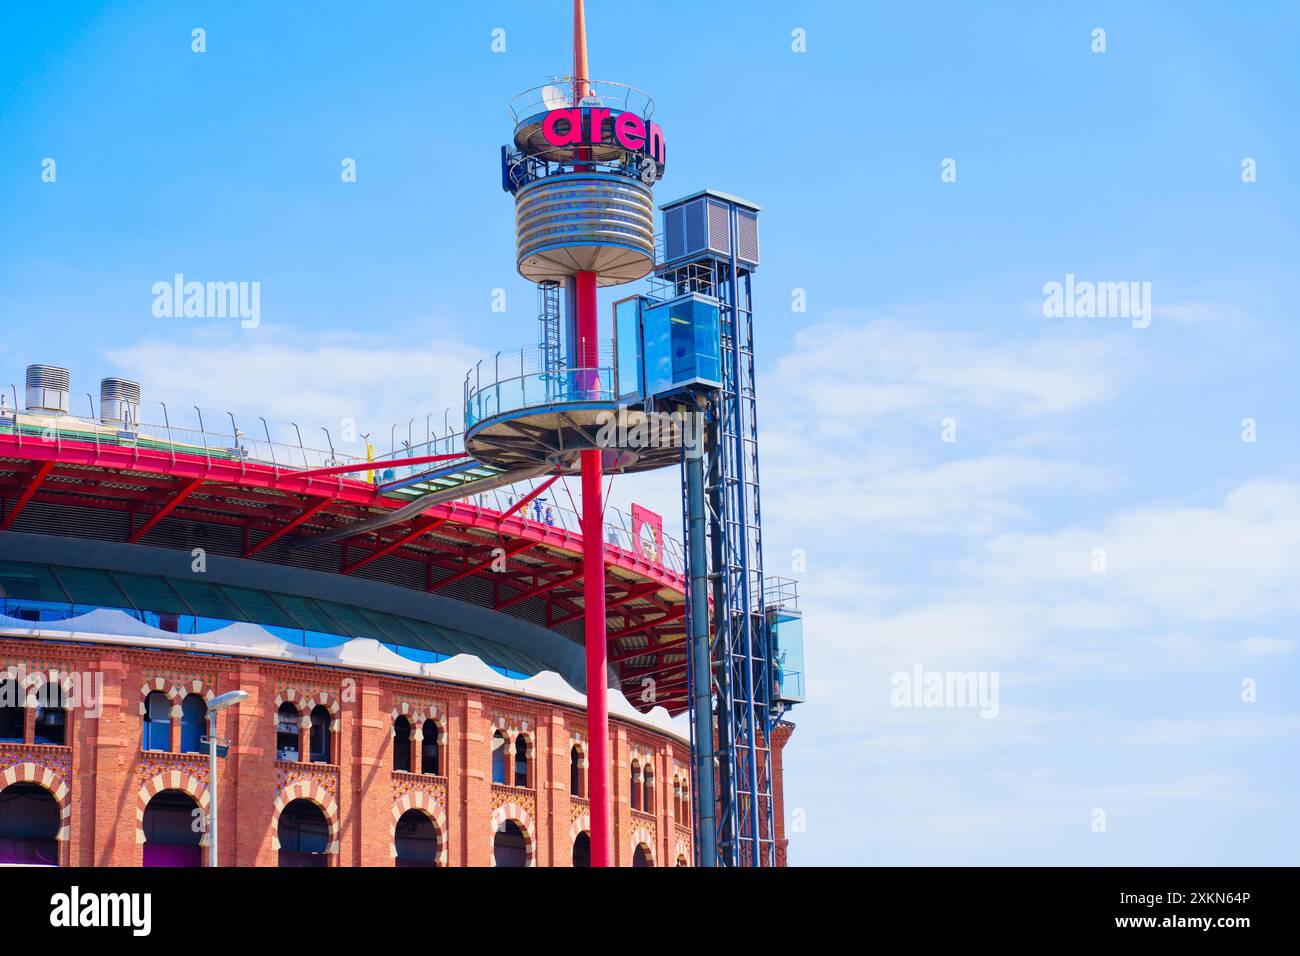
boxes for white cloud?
[1241,636,1293,656]
[772,316,1137,427]
[105,326,482,455]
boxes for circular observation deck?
[509,78,656,165]
[463,347,688,475]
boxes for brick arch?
[135,771,211,848]
[392,702,446,744]
[489,803,536,867]
[631,826,656,866]
[511,729,536,760]
[279,688,341,732]
[568,812,591,844]
[0,763,71,846]
[674,838,691,867]
[390,792,448,866]
[14,667,75,702]
[270,780,340,857]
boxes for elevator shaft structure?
[656,192,774,866]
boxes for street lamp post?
[204,690,248,867]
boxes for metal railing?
[1,382,687,578]
[464,343,616,430]
[459,475,686,577]
[508,77,656,124]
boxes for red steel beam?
[127,477,205,543]
[610,634,688,665]
[343,515,449,575]
[606,606,686,641]
[426,539,536,592]
[244,497,335,556]
[551,581,664,626]
[496,570,582,609]
[288,453,467,481]
[497,476,558,526]
[0,461,55,530]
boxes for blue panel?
[641,294,721,399]
[769,609,805,705]
[614,297,644,404]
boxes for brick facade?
[0,637,702,867]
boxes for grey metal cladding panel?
[665,206,685,261]
[684,199,707,257]
[737,209,760,265]
[706,199,731,257]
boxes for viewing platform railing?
[0,378,687,578]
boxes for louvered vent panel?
[707,199,731,256]
[737,209,760,266]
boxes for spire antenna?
[573,0,590,100]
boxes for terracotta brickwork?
[0,637,711,867]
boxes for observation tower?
[491,1,806,866]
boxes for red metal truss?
[244,497,335,556]
[496,570,582,609]
[127,476,205,543]
[425,538,537,592]
[342,515,450,575]
[0,432,690,714]
[0,460,55,530]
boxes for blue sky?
[2,1,1298,865]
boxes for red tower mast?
[570,0,612,869]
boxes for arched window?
[629,761,641,811]
[142,790,202,867]
[309,705,331,764]
[276,702,300,761]
[34,682,66,746]
[394,809,438,867]
[633,843,653,868]
[676,854,688,867]
[570,745,584,797]
[420,719,439,775]
[180,694,207,754]
[673,780,682,820]
[143,691,171,752]
[643,766,655,814]
[392,716,412,773]
[513,735,529,788]
[0,679,23,743]
[278,799,329,867]
[493,820,527,867]
[490,730,507,784]
[572,831,591,867]
[0,783,60,866]
[680,781,690,822]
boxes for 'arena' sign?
[541,108,666,166]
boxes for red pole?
[571,0,610,868]
[581,446,610,866]
[575,268,610,866]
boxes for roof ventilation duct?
[25,364,71,415]
[100,377,141,430]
